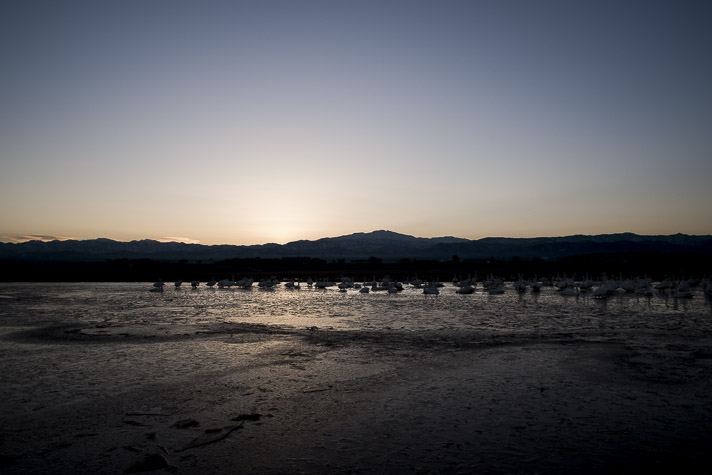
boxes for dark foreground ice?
[1,283,711,473]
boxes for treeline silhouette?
[1,251,710,282]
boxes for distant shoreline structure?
[1,231,711,282]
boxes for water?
[2,282,709,410]
[1,282,710,334]
[2,282,712,473]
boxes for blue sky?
[1,0,710,244]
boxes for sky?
[1,0,711,245]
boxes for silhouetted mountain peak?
[1,231,710,262]
[362,230,414,239]
[321,230,416,241]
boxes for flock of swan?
[150,275,712,299]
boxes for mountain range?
[2,230,712,263]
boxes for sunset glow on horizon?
[1,1,711,246]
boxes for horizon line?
[0,230,704,246]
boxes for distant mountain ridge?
[1,230,711,262]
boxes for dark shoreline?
[2,251,711,282]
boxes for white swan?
[423,281,440,295]
[560,286,579,296]
[456,284,475,294]
[487,283,505,295]
[674,281,692,298]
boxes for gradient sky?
[1,0,711,245]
